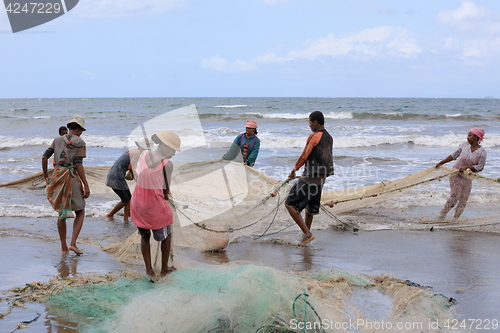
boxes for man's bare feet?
[298,234,315,246]
[160,266,177,277]
[146,270,155,278]
[68,245,83,255]
[106,214,114,221]
[61,249,69,253]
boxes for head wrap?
[246,120,257,129]
[469,128,485,144]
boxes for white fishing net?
[2,162,499,267]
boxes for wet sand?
[1,223,500,332]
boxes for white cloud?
[462,43,482,58]
[436,2,500,60]
[261,26,421,62]
[201,55,258,73]
[462,39,500,58]
[75,0,187,18]
[436,0,489,23]
[202,26,422,73]
[436,0,500,34]
[440,36,500,61]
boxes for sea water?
[1,97,499,219]
[1,98,500,332]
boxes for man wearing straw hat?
[42,115,90,255]
[131,130,181,277]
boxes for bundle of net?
[43,265,465,333]
[104,160,302,266]
[104,163,500,268]
[322,166,500,232]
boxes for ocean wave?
[0,134,131,149]
[0,136,53,148]
[198,111,486,122]
[204,128,241,136]
[0,133,213,150]
[214,105,248,108]
[0,202,115,218]
[333,134,500,149]
[352,112,481,121]
[202,131,500,150]
[244,112,353,120]
[253,133,500,149]
[2,131,500,150]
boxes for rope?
[250,177,297,210]
[292,292,324,333]
[169,178,295,234]
[355,217,500,233]
[254,190,281,240]
[328,170,459,207]
[170,195,288,233]
[416,218,500,231]
[463,169,500,183]
[293,293,308,333]
[8,312,41,333]
[257,224,296,237]
[320,205,358,231]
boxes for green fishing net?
[43,265,463,333]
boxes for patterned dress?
[440,142,487,217]
[44,135,86,219]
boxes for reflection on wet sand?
[203,250,230,264]
[296,247,314,271]
[56,253,79,278]
[1,229,500,332]
[44,308,79,332]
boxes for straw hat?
[156,130,181,152]
[246,120,257,128]
[67,115,86,131]
[135,138,155,150]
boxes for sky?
[0,0,499,98]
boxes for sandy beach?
[1,97,499,332]
[1,216,500,332]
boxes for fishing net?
[104,162,500,269]
[2,161,499,265]
[3,266,469,333]
[0,166,113,193]
[322,166,500,231]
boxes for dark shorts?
[112,188,132,203]
[285,180,323,215]
[137,225,172,242]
